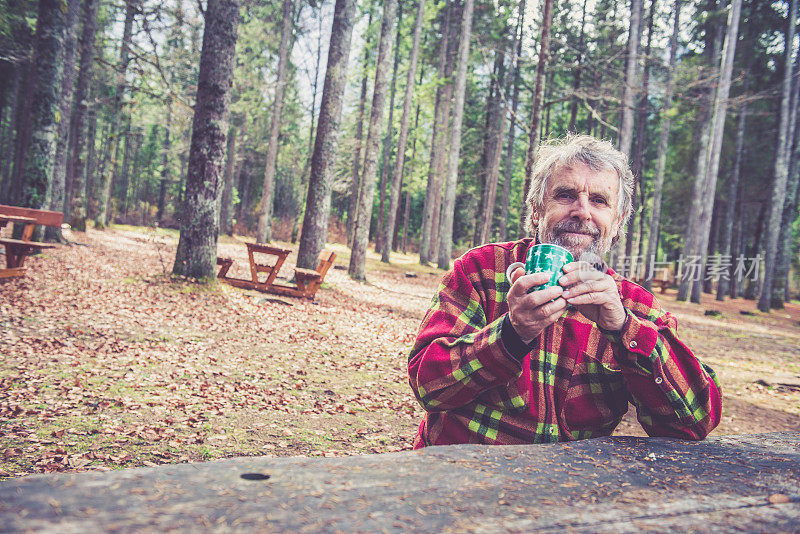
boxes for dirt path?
[1,226,798,477]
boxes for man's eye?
[556,192,575,200]
[592,197,608,205]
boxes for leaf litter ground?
[1,225,799,478]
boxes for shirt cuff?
[600,307,659,374]
[501,313,538,361]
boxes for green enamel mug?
[506,244,575,292]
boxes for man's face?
[532,162,624,258]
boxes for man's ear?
[531,203,540,228]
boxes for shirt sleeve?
[408,256,531,412]
[602,297,723,440]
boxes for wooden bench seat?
[0,238,56,269]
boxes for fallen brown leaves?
[1,226,430,478]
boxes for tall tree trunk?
[644,0,681,292]
[381,0,425,263]
[437,0,475,269]
[624,0,654,277]
[296,0,357,270]
[8,61,34,205]
[763,0,800,310]
[172,0,240,279]
[475,46,507,246]
[95,0,137,229]
[67,0,100,231]
[0,63,22,203]
[374,4,403,252]
[499,0,525,242]
[346,7,373,247]
[256,0,296,243]
[419,0,456,264]
[519,0,554,238]
[292,1,324,244]
[568,0,588,133]
[220,126,237,235]
[716,102,747,300]
[677,0,731,301]
[157,100,172,224]
[728,186,744,298]
[402,86,423,254]
[348,0,398,280]
[118,117,134,219]
[20,0,68,213]
[611,0,644,265]
[45,0,81,241]
[616,0,643,158]
[744,201,767,300]
[689,0,742,304]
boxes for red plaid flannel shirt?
[408,238,722,447]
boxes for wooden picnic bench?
[217,244,336,299]
[1,432,798,531]
[0,205,63,280]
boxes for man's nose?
[570,195,592,221]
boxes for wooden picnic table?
[217,243,292,291]
[1,432,798,532]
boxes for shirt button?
[629,340,638,349]
[655,377,663,384]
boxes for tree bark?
[374,4,403,252]
[677,0,736,302]
[20,0,68,213]
[624,0,654,277]
[346,7,373,247]
[348,0,398,280]
[437,0,475,269]
[419,0,457,264]
[95,0,137,229]
[67,0,100,231]
[568,0,588,133]
[716,102,748,300]
[616,0,643,159]
[499,0,526,242]
[689,0,742,304]
[172,0,240,279]
[296,0,358,270]
[0,63,21,203]
[381,0,425,263]
[519,0,554,238]
[763,0,800,310]
[292,1,324,244]
[475,45,507,246]
[644,0,681,292]
[44,0,81,241]
[256,0,296,243]
[157,100,173,224]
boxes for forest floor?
[1,225,799,478]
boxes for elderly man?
[408,135,721,447]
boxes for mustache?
[552,220,600,237]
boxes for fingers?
[509,271,555,295]
[559,261,604,286]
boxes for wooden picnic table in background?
[1,432,797,531]
[217,243,336,299]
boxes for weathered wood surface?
[1,432,798,532]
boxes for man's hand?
[558,261,626,331]
[507,267,567,344]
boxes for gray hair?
[524,134,634,244]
